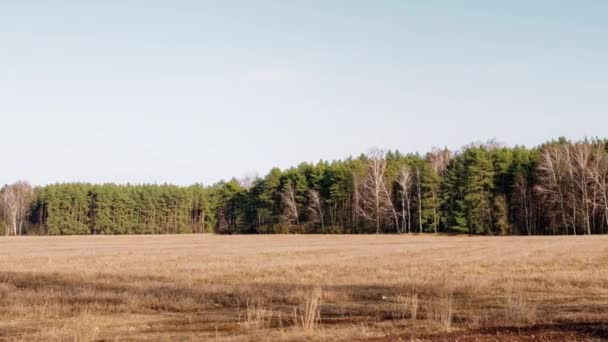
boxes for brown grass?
[293,287,322,334]
[0,235,607,341]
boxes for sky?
[1,1,607,186]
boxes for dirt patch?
[365,322,608,341]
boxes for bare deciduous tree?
[281,183,299,225]
[537,141,608,235]
[572,143,593,235]
[355,149,398,233]
[396,165,413,233]
[307,189,325,232]
[416,167,423,233]
[238,173,258,190]
[1,181,34,236]
[537,144,572,234]
[427,147,452,177]
[590,144,608,232]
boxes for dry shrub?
[391,291,418,321]
[429,293,453,332]
[504,287,536,326]
[391,295,409,321]
[293,287,322,333]
[242,299,273,331]
[410,292,419,321]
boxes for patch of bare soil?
[366,322,608,341]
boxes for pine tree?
[440,156,468,233]
[420,163,441,232]
[463,148,495,234]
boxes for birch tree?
[537,144,572,234]
[572,142,593,235]
[1,181,34,236]
[356,149,398,233]
[591,143,608,233]
[281,182,299,225]
[307,189,325,232]
[427,147,451,176]
[396,165,413,233]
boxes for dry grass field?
[1,235,607,341]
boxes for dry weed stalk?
[430,292,453,332]
[504,286,536,326]
[391,291,419,322]
[293,287,322,333]
[243,299,272,330]
[391,295,409,321]
[410,291,419,321]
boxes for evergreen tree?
[14,138,608,237]
[420,163,441,232]
[463,148,495,234]
[440,156,468,233]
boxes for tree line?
[2,137,608,236]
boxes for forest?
[2,137,608,236]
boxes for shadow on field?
[0,271,207,313]
[1,271,607,341]
[0,271,429,308]
[407,322,608,341]
[0,271,455,328]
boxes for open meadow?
[1,235,607,341]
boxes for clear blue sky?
[1,1,607,186]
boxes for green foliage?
[462,147,495,234]
[16,138,608,236]
[210,179,246,234]
[420,163,441,232]
[440,156,468,233]
[31,184,213,235]
[492,195,510,235]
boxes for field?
[1,235,607,341]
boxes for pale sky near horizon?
[1,1,607,186]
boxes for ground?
[0,235,607,341]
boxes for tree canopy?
[2,137,608,236]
